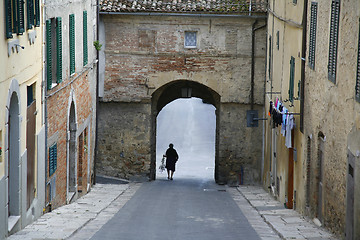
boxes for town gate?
[97,9,267,184]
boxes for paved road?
[90,177,261,240]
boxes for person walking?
[164,143,179,180]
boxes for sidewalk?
[235,185,340,240]
[7,182,141,240]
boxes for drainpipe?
[42,0,49,208]
[251,20,267,110]
[93,0,100,185]
[300,0,308,133]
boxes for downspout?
[300,0,308,133]
[251,20,267,110]
[93,0,100,185]
[42,0,49,208]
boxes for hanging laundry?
[285,114,295,148]
[281,107,288,136]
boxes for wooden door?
[26,100,36,209]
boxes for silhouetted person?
[164,143,179,180]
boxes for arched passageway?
[151,80,220,182]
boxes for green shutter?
[328,0,340,83]
[56,17,62,83]
[308,2,318,69]
[26,0,34,29]
[17,0,25,34]
[34,0,40,26]
[49,143,57,176]
[5,0,13,38]
[46,19,52,90]
[289,57,295,103]
[69,14,75,75]
[83,11,88,66]
[356,18,360,103]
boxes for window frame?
[289,56,295,104]
[69,14,75,75]
[184,31,197,49]
[46,17,62,90]
[49,143,57,176]
[83,11,88,66]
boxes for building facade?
[1,0,46,238]
[264,0,360,238]
[98,0,268,184]
[44,0,98,209]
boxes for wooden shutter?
[46,19,52,90]
[49,143,57,176]
[69,14,75,75]
[34,0,40,26]
[56,17,63,83]
[289,57,295,103]
[356,18,360,102]
[83,11,88,66]
[5,0,13,38]
[328,0,340,83]
[26,0,34,29]
[17,0,25,34]
[308,2,318,69]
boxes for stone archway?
[150,80,220,182]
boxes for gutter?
[99,11,267,19]
[94,0,100,185]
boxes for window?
[46,17,62,90]
[289,56,295,103]
[5,0,25,38]
[185,31,197,48]
[276,31,279,50]
[49,143,57,176]
[293,0,297,4]
[26,0,40,29]
[268,36,272,79]
[27,84,35,106]
[83,11,88,66]
[69,14,75,75]
[355,19,360,102]
[309,2,318,70]
[328,0,340,83]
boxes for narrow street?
[90,178,261,240]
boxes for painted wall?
[0,2,45,239]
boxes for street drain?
[203,189,227,192]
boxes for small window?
[27,84,35,106]
[276,31,279,50]
[185,31,197,48]
[293,0,297,4]
[49,143,57,176]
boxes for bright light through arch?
[156,97,216,180]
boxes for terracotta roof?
[100,0,267,14]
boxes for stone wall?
[98,13,266,184]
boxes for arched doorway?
[7,92,21,224]
[151,80,220,182]
[67,102,77,201]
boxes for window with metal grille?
[49,143,57,176]
[83,11,88,66]
[46,17,62,90]
[308,2,318,70]
[26,0,40,29]
[185,31,197,48]
[69,14,75,75]
[328,0,340,83]
[355,19,360,103]
[289,56,295,103]
[5,0,25,38]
